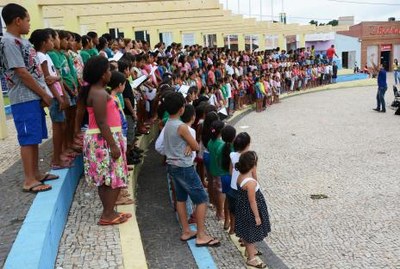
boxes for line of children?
[155,89,273,267]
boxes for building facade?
[338,21,400,71]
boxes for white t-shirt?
[230,151,241,190]
[36,52,54,98]
[225,64,234,76]
[225,83,232,98]
[208,93,218,107]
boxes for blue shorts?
[220,174,232,194]
[167,164,208,205]
[11,100,48,146]
[203,151,210,170]
[49,98,66,123]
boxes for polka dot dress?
[235,178,271,244]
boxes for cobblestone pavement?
[136,142,197,269]
[0,117,52,267]
[136,142,249,269]
[55,178,124,269]
[234,85,400,269]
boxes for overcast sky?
[220,0,400,24]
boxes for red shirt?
[326,47,335,59]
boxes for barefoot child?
[235,151,271,268]
[81,56,130,225]
[164,92,220,246]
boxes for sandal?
[117,212,132,219]
[245,249,263,257]
[115,197,135,205]
[97,215,128,226]
[195,237,221,247]
[23,182,52,193]
[246,258,266,268]
[39,173,59,182]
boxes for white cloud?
[221,0,399,24]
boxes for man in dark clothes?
[373,64,387,113]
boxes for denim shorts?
[11,100,48,146]
[167,164,208,205]
[49,98,66,123]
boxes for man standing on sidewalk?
[373,64,387,113]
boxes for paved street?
[235,85,400,269]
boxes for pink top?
[87,98,121,130]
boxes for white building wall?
[334,34,361,69]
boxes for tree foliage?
[327,20,339,26]
[309,19,338,26]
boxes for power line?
[327,0,400,6]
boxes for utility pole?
[260,0,262,21]
[249,0,251,18]
[271,0,274,21]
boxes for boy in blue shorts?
[164,92,220,247]
[0,4,56,193]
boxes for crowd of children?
[3,3,351,266]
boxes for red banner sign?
[370,26,400,35]
[381,44,392,51]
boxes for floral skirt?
[83,131,128,189]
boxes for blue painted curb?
[336,73,368,83]
[4,156,83,269]
[166,173,218,269]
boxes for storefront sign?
[381,44,392,51]
[370,26,400,35]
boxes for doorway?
[342,51,349,68]
[380,51,390,71]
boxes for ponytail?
[210,120,224,141]
[221,125,236,171]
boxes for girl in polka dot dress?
[235,151,271,268]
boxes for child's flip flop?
[40,173,59,182]
[23,182,52,193]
